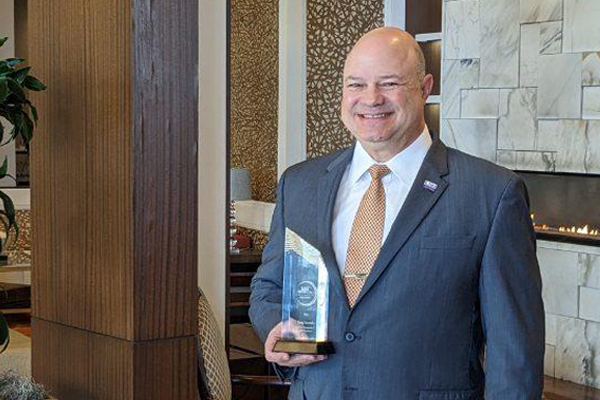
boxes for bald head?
[345,27,427,89]
[340,27,434,162]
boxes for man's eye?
[380,82,398,88]
[347,83,363,89]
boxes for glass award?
[273,228,335,355]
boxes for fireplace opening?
[516,171,600,247]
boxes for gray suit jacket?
[249,137,545,400]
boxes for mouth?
[357,112,393,120]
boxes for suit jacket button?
[345,332,356,342]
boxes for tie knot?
[368,164,391,180]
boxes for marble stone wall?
[441,0,600,389]
[538,240,600,389]
[441,0,600,174]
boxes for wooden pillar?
[28,0,199,398]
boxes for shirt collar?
[347,126,433,186]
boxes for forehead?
[343,44,415,79]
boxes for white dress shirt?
[332,127,433,275]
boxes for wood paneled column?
[28,0,198,398]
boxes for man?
[249,27,544,400]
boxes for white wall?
[384,0,406,29]
[0,0,14,59]
[0,0,17,188]
[2,188,29,209]
[198,0,227,336]
[278,0,307,178]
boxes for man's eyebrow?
[379,74,402,80]
[344,74,405,82]
[344,75,364,81]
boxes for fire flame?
[530,214,600,237]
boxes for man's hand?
[264,321,328,367]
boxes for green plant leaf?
[7,120,18,144]
[0,157,7,178]
[0,46,44,160]
[6,58,24,68]
[23,75,46,91]
[5,120,16,145]
[6,78,26,102]
[10,66,31,84]
[0,210,19,252]
[0,213,11,242]
[0,191,17,234]
[0,79,8,103]
[0,37,7,48]
[0,312,10,355]
[0,61,11,75]
[30,104,39,123]
[23,113,34,142]
[0,201,18,256]
[8,112,23,141]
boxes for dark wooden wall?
[14,0,28,60]
[28,0,199,398]
[420,40,441,96]
[405,0,442,36]
[406,0,442,133]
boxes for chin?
[356,132,392,144]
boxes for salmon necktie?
[344,164,391,308]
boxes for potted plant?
[0,35,45,356]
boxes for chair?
[197,288,290,400]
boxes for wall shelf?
[426,95,441,104]
[415,32,442,42]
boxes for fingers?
[265,348,290,364]
[264,322,283,354]
[266,352,328,367]
[285,354,326,367]
[264,322,288,364]
[264,322,328,367]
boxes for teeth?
[361,113,388,119]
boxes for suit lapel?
[315,146,353,307]
[352,138,450,308]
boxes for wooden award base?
[273,340,335,355]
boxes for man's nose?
[362,86,385,106]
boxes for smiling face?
[341,29,433,161]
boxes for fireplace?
[516,171,600,247]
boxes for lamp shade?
[231,168,251,201]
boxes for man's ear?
[421,74,434,99]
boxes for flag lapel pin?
[423,180,438,192]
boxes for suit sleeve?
[249,170,287,343]
[248,171,299,380]
[480,175,545,399]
